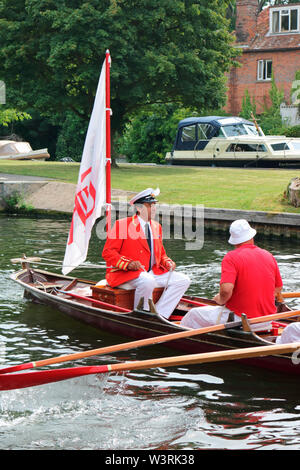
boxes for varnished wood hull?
[10,268,300,376]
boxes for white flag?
[62,59,107,275]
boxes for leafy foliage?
[12,110,59,159]
[118,105,197,163]
[285,125,300,137]
[55,112,88,161]
[259,73,285,134]
[3,191,34,214]
[240,90,257,120]
[290,70,300,105]
[240,74,284,134]
[0,107,31,127]
[0,0,237,160]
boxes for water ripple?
[1,217,300,449]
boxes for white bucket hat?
[228,219,257,245]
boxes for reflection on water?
[1,215,300,450]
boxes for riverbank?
[0,172,300,239]
[1,161,300,213]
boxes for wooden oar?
[281,292,300,299]
[0,319,242,374]
[180,297,218,307]
[1,341,300,391]
[2,308,300,376]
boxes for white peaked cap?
[129,188,160,205]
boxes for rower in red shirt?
[181,219,283,331]
[102,187,190,318]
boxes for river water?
[1,215,300,451]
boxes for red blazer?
[102,215,172,287]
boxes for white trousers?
[276,323,300,344]
[180,305,272,332]
[118,270,191,318]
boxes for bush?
[285,125,300,138]
[55,112,88,161]
[118,105,199,164]
[4,191,33,214]
[13,110,59,160]
[240,89,256,120]
[240,76,285,135]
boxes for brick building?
[226,0,300,115]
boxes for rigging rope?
[26,257,105,269]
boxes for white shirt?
[138,216,155,269]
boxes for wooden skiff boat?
[10,266,300,376]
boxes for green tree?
[119,104,197,164]
[240,89,257,120]
[0,108,31,128]
[0,0,237,162]
[259,73,285,133]
[55,112,88,161]
[291,70,300,103]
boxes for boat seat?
[91,284,164,311]
[63,278,78,291]
[169,314,184,321]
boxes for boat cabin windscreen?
[220,123,260,138]
[289,142,300,151]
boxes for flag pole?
[105,49,112,233]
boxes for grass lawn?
[0,160,298,213]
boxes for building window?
[257,60,272,81]
[271,8,299,33]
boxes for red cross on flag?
[62,51,111,275]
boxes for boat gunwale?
[11,268,291,357]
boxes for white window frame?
[257,59,272,81]
[270,6,299,34]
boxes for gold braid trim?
[116,256,131,271]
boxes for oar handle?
[250,309,300,324]
[276,292,284,303]
[281,292,300,299]
[180,297,218,307]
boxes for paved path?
[0,173,136,214]
[0,173,52,182]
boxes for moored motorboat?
[0,139,50,161]
[166,116,300,167]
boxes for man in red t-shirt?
[181,219,283,330]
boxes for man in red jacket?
[102,188,190,318]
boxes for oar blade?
[0,363,34,374]
[0,365,109,391]
[1,341,300,391]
